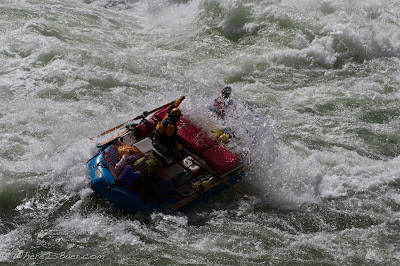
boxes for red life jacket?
[213,96,227,117]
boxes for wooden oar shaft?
[90,99,178,140]
[97,129,129,148]
[169,193,200,211]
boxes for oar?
[97,130,129,148]
[90,98,182,141]
[169,192,200,211]
[180,145,249,200]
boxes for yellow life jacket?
[155,117,177,143]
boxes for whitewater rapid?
[1,0,400,264]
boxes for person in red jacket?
[209,86,234,119]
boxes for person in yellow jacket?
[152,107,183,161]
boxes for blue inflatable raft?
[88,107,246,214]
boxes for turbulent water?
[1,0,400,264]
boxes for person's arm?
[174,96,185,108]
